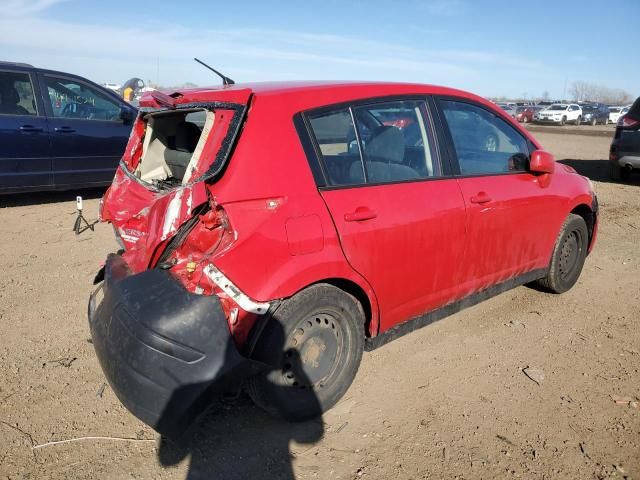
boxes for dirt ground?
[1,131,638,480]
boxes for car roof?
[168,80,496,113]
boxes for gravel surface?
[1,131,638,480]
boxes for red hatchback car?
[89,81,598,436]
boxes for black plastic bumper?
[88,254,264,437]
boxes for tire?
[522,116,528,123]
[591,118,597,126]
[575,116,581,126]
[536,214,588,294]
[247,284,365,421]
[560,116,566,126]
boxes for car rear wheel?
[247,284,364,421]
[591,118,597,126]
[536,214,588,294]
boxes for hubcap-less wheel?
[247,284,364,421]
[282,312,343,390]
[558,230,582,281]
[535,214,588,294]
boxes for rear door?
[38,72,134,187]
[0,69,51,191]
[435,97,561,296]
[306,99,467,332]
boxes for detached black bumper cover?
[88,254,263,437]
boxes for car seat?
[0,82,30,115]
[350,125,420,183]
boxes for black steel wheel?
[536,214,589,293]
[247,284,364,421]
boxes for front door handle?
[344,207,377,222]
[470,192,492,204]
[19,125,43,133]
[54,126,76,133]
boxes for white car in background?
[609,106,630,124]
[534,104,583,125]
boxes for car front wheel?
[247,284,365,421]
[575,116,581,126]
[560,116,566,126]
[536,214,588,294]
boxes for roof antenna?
[194,58,235,85]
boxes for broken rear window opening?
[122,102,247,191]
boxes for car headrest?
[365,125,404,164]
[175,122,201,153]
[0,84,20,106]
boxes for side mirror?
[119,106,134,124]
[529,149,555,174]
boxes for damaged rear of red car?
[89,81,598,437]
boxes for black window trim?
[432,94,536,179]
[0,68,42,117]
[296,94,452,191]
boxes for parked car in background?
[0,61,137,194]
[497,103,517,118]
[516,105,541,123]
[608,106,630,124]
[580,103,610,126]
[534,104,582,125]
[88,81,598,437]
[610,97,640,179]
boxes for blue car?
[0,61,137,194]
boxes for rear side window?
[439,99,529,175]
[0,71,38,116]
[307,100,439,186]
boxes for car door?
[305,99,467,332]
[0,69,51,191]
[435,97,561,297]
[38,72,134,187]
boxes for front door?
[307,99,467,332]
[436,98,561,296]
[38,73,133,187]
[0,70,51,191]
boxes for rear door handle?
[19,125,43,133]
[470,192,492,204]
[54,126,76,133]
[344,207,377,222]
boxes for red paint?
[100,81,597,345]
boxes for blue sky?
[1,0,638,99]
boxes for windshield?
[582,105,597,112]
[549,105,567,111]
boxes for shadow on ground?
[158,395,323,480]
[559,158,639,186]
[0,187,106,208]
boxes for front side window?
[0,71,37,116]
[307,100,438,186]
[43,75,121,121]
[439,99,529,175]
